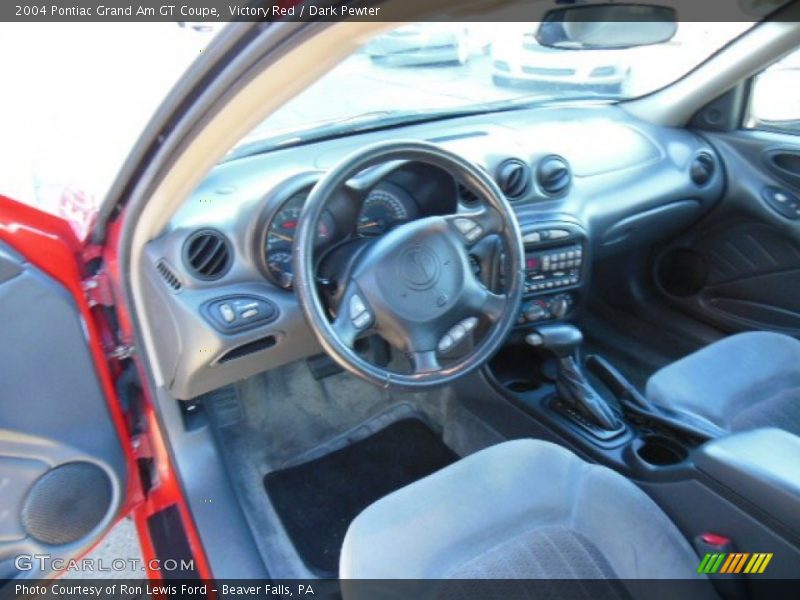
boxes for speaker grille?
[22,462,112,545]
[156,259,182,291]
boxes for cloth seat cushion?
[646,332,800,436]
[341,439,710,589]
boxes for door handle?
[765,149,800,188]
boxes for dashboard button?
[219,303,236,323]
[349,294,367,319]
[462,317,478,332]
[353,311,371,330]
[762,186,800,221]
[450,323,467,343]
[454,218,477,234]
[203,295,279,333]
[523,231,541,244]
[464,226,483,242]
[453,217,483,242]
[438,334,454,353]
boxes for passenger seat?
[646,332,800,437]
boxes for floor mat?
[263,418,457,577]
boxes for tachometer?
[264,192,334,290]
[357,185,414,236]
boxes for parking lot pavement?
[61,518,144,580]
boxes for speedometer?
[264,192,334,290]
[357,184,414,236]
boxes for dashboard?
[142,104,724,399]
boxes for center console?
[695,428,800,541]
[516,222,588,326]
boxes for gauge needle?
[270,231,293,242]
[360,221,381,229]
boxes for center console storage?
[695,428,800,539]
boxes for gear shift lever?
[526,324,621,432]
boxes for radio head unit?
[524,244,583,293]
[522,221,587,295]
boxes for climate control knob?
[524,302,548,322]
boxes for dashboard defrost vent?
[690,152,716,186]
[156,260,182,292]
[457,183,480,206]
[183,229,232,281]
[536,155,571,196]
[495,159,532,200]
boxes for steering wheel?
[293,141,524,390]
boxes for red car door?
[0,194,209,580]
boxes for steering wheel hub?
[398,245,440,289]
[356,217,467,322]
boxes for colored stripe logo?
[697,552,773,574]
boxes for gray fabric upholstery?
[730,387,800,434]
[444,527,629,600]
[341,439,710,585]
[646,332,800,436]
[445,526,618,579]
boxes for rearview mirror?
[536,4,678,50]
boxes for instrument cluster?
[261,181,418,290]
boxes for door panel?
[653,130,800,336]
[0,217,130,578]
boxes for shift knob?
[526,323,583,358]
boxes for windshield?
[235,22,753,154]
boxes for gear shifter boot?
[527,324,623,433]
[556,356,621,431]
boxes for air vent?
[219,335,277,363]
[156,260,182,292]
[183,229,232,281]
[457,183,480,206]
[690,152,716,186]
[495,159,532,200]
[536,155,571,196]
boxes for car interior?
[2,0,800,594]
[131,5,800,587]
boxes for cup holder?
[503,378,542,394]
[489,345,546,394]
[636,435,688,467]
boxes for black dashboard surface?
[142,104,724,399]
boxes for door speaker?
[22,461,112,545]
[656,248,708,297]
